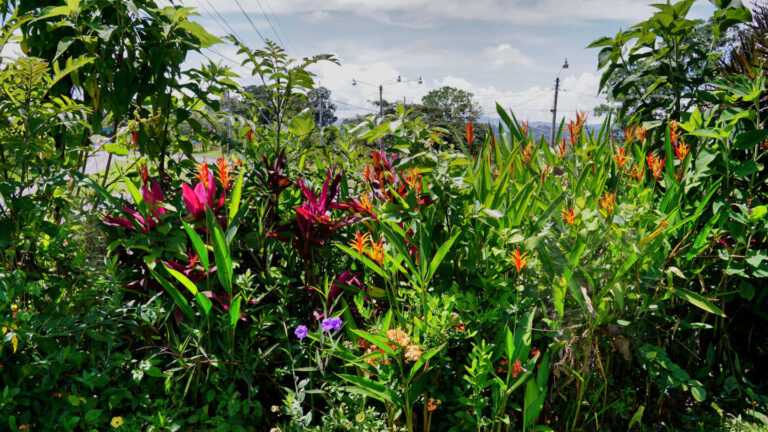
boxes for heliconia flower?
[522,143,534,164]
[541,164,552,182]
[511,247,529,274]
[531,347,540,357]
[294,325,308,339]
[567,120,581,149]
[140,163,149,184]
[629,162,645,183]
[557,139,567,159]
[182,163,217,219]
[614,147,629,170]
[132,131,138,149]
[623,125,636,145]
[674,140,689,163]
[521,120,530,139]
[246,128,253,144]
[576,110,589,127]
[404,168,422,194]
[670,121,682,144]
[510,161,515,177]
[512,359,523,378]
[646,153,665,181]
[635,126,647,143]
[599,192,616,216]
[350,231,370,255]
[465,121,475,147]
[561,207,575,226]
[215,157,233,191]
[366,236,385,266]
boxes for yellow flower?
[355,412,366,422]
[110,416,124,428]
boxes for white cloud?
[303,10,332,22]
[483,43,535,69]
[196,0,666,25]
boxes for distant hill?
[477,117,603,143]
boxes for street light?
[550,58,569,145]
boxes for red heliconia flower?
[404,168,422,194]
[646,152,665,181]
[614,147,629,170]
[531,347,540,357]
[512,359,523,378]
[541,164,552,182]
[140,163,149,184]
[246,128,253,144]
[182,163,219,219]
[103,179,166,232]
[465,121,475,147]
[623,125,636,145]
[510,160,515,177]
[567,120,581,149]
[599,192,616,216]
[215,157,233,191]
[490,134,496,152]
[576,110,588,128]
[561,207,575,226]
[365,236,385,266]
[557,139,567,159]
[521,120,530,139]
[132,131,138,149]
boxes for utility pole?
[224,90,232,155]
[379,84,384,118]
[319,98,324,145]
[550,59,569,145]
[550,77,560,145]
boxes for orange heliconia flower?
[674,140,689,163]
[561,207,575,226]
[614,147,629,170]
[350,231,370,255]
[670,121,682,144]
[567,120,581,149]
[246,128,253,144]
[358,193,374,214]
[511,247,529,273]
[215,157,233,190]
[576,110,589,127]
[629,162,645,183]
[465,122,475,147]
[541,164,552,181]
[404,168,422,194]
[522,143,534,164]
[635,126,647,144]
[623,125,636,145]
[599,192,616,216]
[366,236,384,265]
[646,153,665,180]
[195,162,211,188]
[521,120,530,139]
[557,139,567,159]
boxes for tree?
[308,86,337,128]
[589,0,751,124]
[416,86,483,145]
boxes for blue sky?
[173,0,722,122]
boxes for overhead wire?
[233,0,268,46]
[253,0,286,50]
[263,0,296,53]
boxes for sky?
[169,0,722,122]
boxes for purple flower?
[294,325,308,339]
[321,317,343,332]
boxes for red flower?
[646,153,665,181]
[511,247,529,274]
[215,157,233,191]
[599,192,616,216]
[103,179,166,232]
[674,141,689,163]
[614,147,629,170]
[557,139,567,159]
[512,359,523,378]
[521,120,530,139]
[182,163,219,219]
[465,122,475,147]
[561,207,575,226]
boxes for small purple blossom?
[294,325,308,339]
[321,317,343,332]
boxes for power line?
[204,0,247,43]
[263,0,296,53]
[254,0,286,49]
[190,0,230,38]
[233,0,268,46]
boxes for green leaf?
[426,231,460,286]
[229,295,242,328]
[337,374,403,406]
[350,329,396,357]
[748,205,767,222]
[286,108,315,136]
[671,287,726,317]
[148,267,196,322]
[206,207,232,293]
[733,160,762,178]
[733,130,768,150]
[178,20,223,48]
[689,379,706,402]
[102,142,130,156]
[628,405,645,430]
[182,220,209,271]
[228,168,245,225]
[84,409,102,423]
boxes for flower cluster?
[511,247,529,273]
[561,207,575,226]
[321,317,343,332]
[646,153,665,181]
[599,192,616,217]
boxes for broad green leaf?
[182,220,209,271]
[148,268,195,322]
[206,208,233,293]
[426,231,460,286]
[229,295,242,328]
[671,287,726,317]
